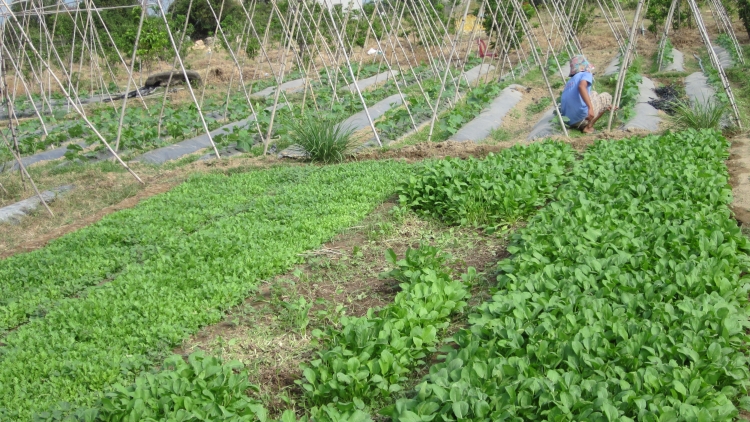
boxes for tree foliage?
[168,0,242,40]
[480,0,536,49]
[739,0,750,39]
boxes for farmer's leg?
[582,92,613,132]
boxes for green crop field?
[2,0,749,418]
[1,130,749,422]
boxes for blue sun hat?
[569,55,595,77]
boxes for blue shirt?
[560,72,593,125]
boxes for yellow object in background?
[456,14,484,34]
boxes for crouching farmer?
[560,55,613,133]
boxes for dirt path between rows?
[727,138,750,226]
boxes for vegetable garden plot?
[0,160,411,420]
[296,245,474,421]
[294,138,576,420]
[387,129,750,421]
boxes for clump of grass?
[526,97,552,115]
[669,99,728,130]
[289,116,357,164]
[487,127,512,143]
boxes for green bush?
[741,0,750,40]
[290,116,357,164]
[298,245,472,420]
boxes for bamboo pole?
[113,0,147,152]
[263,0,301,155]
[324,0,382,146]
[201,0,266,141]
[595,0,625,54]
[356,0,416,131]
[709,0,744,64]
[426,0,471,142]
[656,0,678,72]
[0,0,144,183]
[0,71,53,216]
[153,0,222,160]
[157,0,194,137]
[199,0,228,108]
[607,0,646,131]
[1,44,48,136]
[0,131,54,217]
[686,0,742,128]
[510,0,568,138]
[90,3,148,108]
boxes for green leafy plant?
[487,127,512,142]
[435,82,503,138]
[654,37,675,72]
[5,62,399,161]
[0,160,412,420]
[398,141,575,227]
[480,0,535,49]
[297,245,473,419]
[279,296,313,334]
[40,352,269,421]
[525,96,552,115]
[618,64,643,121]
[717,33,739,62]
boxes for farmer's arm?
[578,79,595,120]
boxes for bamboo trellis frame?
[1,0,742,216]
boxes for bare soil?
[727,138,750,226]
[501,85,547,135]
[357,139,511,161]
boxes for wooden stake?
[686,0,743,128]
[656,0,678,72]
[607,0,646,131]
[0,127,53,217]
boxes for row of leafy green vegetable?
[375,69,463,142]
[227,64,437,152]
[0,165,349,332]
[290,141,579,422]
[398,141,575,227]
[387,129,750,421]
[0,159,412,421]
[397,81,506,144]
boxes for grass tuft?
[668,99,727,130]
[289,116,357,164]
